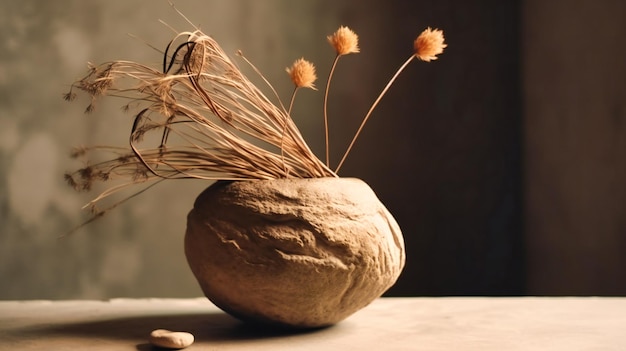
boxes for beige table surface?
[1,297,624,350]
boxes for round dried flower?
[286,58,317,90]
[327,26,360,56]
[413,27,447,62]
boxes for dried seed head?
[286,58,317,90]
[84,103,95,114]
[327,26,360,56]
[70,146,87,158]
[63,91,76,101]
[64,173,79,190]
[413,27,447,62]
[132,166,150,181]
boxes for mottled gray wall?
[2,0,529,299]
[0,0,382,299]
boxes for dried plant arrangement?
[65,9,446,329]
[64,21,445,218]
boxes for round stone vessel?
[185,177,405,328]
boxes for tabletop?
[1,297,624,350]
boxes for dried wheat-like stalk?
[64,23,446,224]
[65,30,335,213]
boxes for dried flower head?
[327,26,360,56]
[413,27,447,62]
[286,58,317,90]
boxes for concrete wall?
[524,0,626,295]
[1,0,372,299]
[5,0,622,299]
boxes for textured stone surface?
[185,178,405,328]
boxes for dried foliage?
[65,20,445,224]
[286,58,318,90]
[327,26,360,56]
[335,27,447,172]
[66,30,334,212]
[414,27,447,62]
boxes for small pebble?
[149,329,194,349]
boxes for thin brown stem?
[335,55,415,173]
[61,178,166,237]
[323,55,341,167]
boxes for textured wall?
[524,0,626,295]
[0,0,365,299]
[1,0,525,299]
[357,1,524,296]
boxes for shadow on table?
[20,311,339,349]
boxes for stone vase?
[184,177,405,328]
